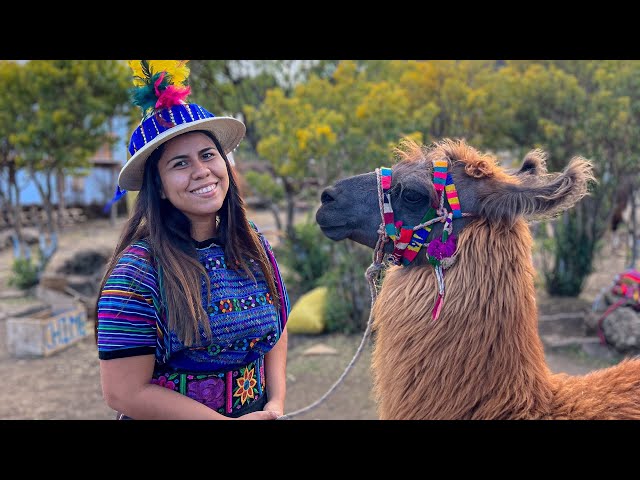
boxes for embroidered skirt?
[117,356,267,419]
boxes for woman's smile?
[191,182,218,197]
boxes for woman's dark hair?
[95,130,280,346]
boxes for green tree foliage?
[188,60,336,156]
[247,84,345,238]
[0,61,31,258]
[479,60,640,295]
[3,60,130,277]
[243,170,284,231]
[15,60,130,175]
[8,256,40,290]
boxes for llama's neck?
[371,218,553,419]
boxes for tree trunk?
[283,180,296,241]
[7,163,29,259]
[268,203,283,233]
[109,166,118,226]
[30,169,59,279]
[56,169,66,230]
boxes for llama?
[315,138,640,420]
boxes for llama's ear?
[515,149,548,176]
[476,157,596,226]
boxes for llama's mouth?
[316,205,350,240]
[318,224,351,241]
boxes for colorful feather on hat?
[128,60,191,117]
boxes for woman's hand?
[263,401,284,417]
[237,410,279,420]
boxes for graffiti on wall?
[44,308,88,354]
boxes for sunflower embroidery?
[233,366,257,405]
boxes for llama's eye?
[403,190,425,204]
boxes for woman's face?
[157,131,229,226]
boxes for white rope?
[277,235,385,419]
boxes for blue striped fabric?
[97,242,160,358]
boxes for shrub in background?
[8,256,39,290]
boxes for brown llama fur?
[369,140,640,420]
[371,218,640,419]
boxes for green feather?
[129,61,180,117]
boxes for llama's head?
[316,138,595,254]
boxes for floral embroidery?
[220,299,233,313]
[151,375,177,390]
[206,343,222,356]
[187,377,225,410]
[233,338,249,351]
[233,366,257,405]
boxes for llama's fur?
[372,218,640,419]
[317,138,640,420]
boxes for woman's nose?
[192,159,211,179]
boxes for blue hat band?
[128,104,215,157]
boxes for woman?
[95,60,289,420]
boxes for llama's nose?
[320,187,338,205]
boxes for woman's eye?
[403,189,424,204]
[173,160,187,168]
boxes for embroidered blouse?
[96,231,290,374]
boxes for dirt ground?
[0,213,633,420]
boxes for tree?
[8,60,130,279]
[0,61,31,259]
[248,87,345,239]
[477,60,640,295]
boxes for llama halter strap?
[376,159,473,320]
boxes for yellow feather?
[148,60,190,85]
[127,60,190,87]
[127,60,142,87]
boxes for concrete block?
[6,303,91,357]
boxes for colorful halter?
[376,159,472,321]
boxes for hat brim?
[118,116,246,191]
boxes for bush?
[8,256,40,290]
[320,241,373,334]
[274,218,375,334]
[273,220,332,302]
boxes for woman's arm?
[100,355,277,420]
[263,326,288,416]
